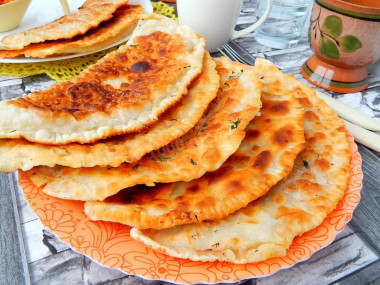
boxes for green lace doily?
[0,2,177,82]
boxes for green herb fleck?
[229,69,244,79]
[183,65,191,69]
[197,122,208,135]
[190,158,197,165]
[8,130,17,133]
[197,129,204,135]
[129,44,138,47]
[303,160,309,168]
[229,118,241,130]
[132,164,139,170]
[158,155,171,162]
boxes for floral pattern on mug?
[310,8,362,59]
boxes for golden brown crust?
[9,32,188,118]
[1,52,218,172]
[0,0,129,50]
[130,59,351,264]
[0,14,206,144]
[82,61,305,229]
[26,57,262,201]
[0,5,143,59]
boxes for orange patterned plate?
[18,133,362,284]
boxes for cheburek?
[25,56,262,200]
[0,0,129,50]
[130,59,351,264]
[0,4,143,58]
[0,14,205,144]
[1,53,218,172]
[81,64,306,230]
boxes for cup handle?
[59,0,70,15]
[231,0,272,40]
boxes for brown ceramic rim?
[315,0,380,21]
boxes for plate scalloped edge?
[17,132,362,285]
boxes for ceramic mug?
[177,0,273,53]
[301,0,380,93]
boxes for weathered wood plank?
[29,249,84,285]
[22,219,55,264]
[252,228,378,285]
[333,260,380,285]
[263,46,313,70]
[15,181,39,224]
[22,74,55,94]
[0,83,24,101]
[0,173,31,285]
[349,145,380,255]
[0,78,22,88]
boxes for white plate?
[0,0,153,63]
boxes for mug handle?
[59,0,70,15]
[231,0,272,40]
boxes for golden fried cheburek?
[26,56,262,200]
[130,59,351,264]
[1,52,218,172]
[79,59,306,230]
[0,4,143,58]
[0,14,205,144]
[0,0,129,50]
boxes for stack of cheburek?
[0,0,144,58]
[0,13,352,265]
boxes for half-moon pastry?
[0,14,205,144]
[130,58,351,264]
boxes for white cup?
[177,0,273,53]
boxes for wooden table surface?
[1,0,380,284]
